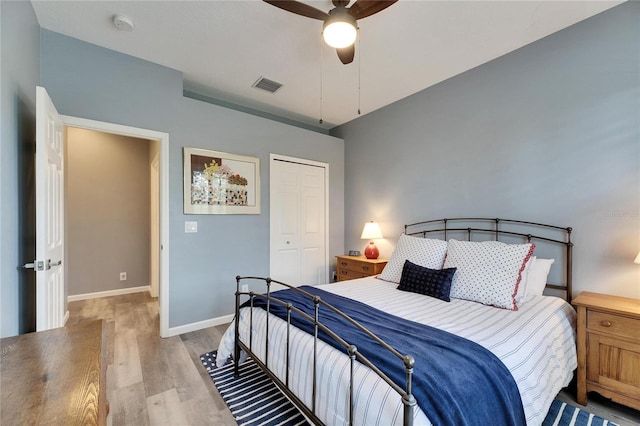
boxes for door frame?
[150,152,160,298]
[62,115,170,338]
[269,153,330,284]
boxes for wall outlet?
[241,284,249,293]
[120,272,127,281]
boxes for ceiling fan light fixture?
[323,9,357,48]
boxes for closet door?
[270,156,328,288]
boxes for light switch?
[185,221,198,233]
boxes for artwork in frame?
[183,147,260,214]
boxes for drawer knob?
[341,270,347,275]
[341,262,348,266]
[600,320,612,327]
[362,266,369,271]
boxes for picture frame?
[183,147,260,214]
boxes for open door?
[27,86,65,331]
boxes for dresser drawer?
[588,310,640,341]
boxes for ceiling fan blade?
[348,0,398,20]
[263,0,329,20]
[336,44,355,64]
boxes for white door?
[34,86,65,331]
[270,156,328,289]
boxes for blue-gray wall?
[1,1,41,336]
[39,30,345,329]
[333,2,640,299]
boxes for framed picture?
[183,147,260,214]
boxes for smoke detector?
[113,14,135,32]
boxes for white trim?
[63,310,69,325]
[68,285,151,302]
[269,154,330,284]
[150,152,160,299]
[271,153,328,169]
[165,314,234,337]
[61,115,171,337]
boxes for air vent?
[252,77,283,94]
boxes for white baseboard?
[68,285,151,302]
[165,314,234,337]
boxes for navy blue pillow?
[397,260,456,302]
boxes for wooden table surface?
[1,319,107,425]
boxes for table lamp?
[361,221,383,259]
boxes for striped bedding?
[217,277,577,425]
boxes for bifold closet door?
[270,158,327,287]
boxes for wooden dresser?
[336,255,388,281]
[572,291,640,410]
[0,320,108,425]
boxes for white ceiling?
[31,0,622,130]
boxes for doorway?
[61,116,170,337]
[65,128,155,298]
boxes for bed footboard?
[233,276,416,426]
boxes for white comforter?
[217,277,577,425]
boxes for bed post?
[312,296,320,416]
[234,275,241,377]
[348,344,358,426]
[402,355,416,426]
[265,277,272,371]
[567,227,573,302]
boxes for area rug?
[201,351,309,426]
[542,399,618,426]
[201,350,617,426]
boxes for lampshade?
[635,252,640,264]
[323,9,357,48]
[361,221,383,240]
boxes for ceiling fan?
[263,0,398,64]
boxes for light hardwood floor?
[68,292,235,426]
[69,293,640,426]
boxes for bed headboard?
[404,218,574,302]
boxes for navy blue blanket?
[244,286,525,426]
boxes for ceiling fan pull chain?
[358,27,361,115]
[319,31,324,125]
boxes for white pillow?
[524,258,555,297]
[444,239,534,310]
[514,256,534,305]
[378,234,448,283]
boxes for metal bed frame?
[233,218,574,426]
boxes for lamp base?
[364,241,379,259]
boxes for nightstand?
[335,255,387,282]
[572,291,640,411]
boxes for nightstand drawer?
[337,258,380,274]
[588,311,640,341]
[335,256,388,282]
[338,268,367,281]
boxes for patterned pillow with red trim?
[443,239,535,310]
